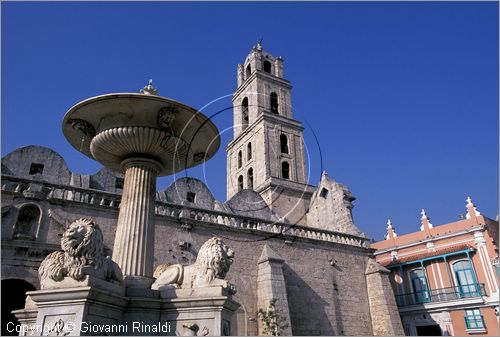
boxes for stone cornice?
[2,174,370,248]
[233,71,292,99]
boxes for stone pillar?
[112,158,160,288]
[365,258,405,336]
[257,245,292,336]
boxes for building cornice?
[374,225,485,256]
[233,71,292,99]
[226,112,304,151]
[397,297,493,314]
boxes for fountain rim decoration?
[61,92,221,177]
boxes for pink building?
[371,197,499,336]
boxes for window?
[115,177,124,190]
[453,260,478,297]
[464,309,485,330]
[263,60,272,73]
[238,151,242,168]
[186,192,196,203]
[29,163,44,175]
[409,268,430,303]
[246,64,251,79]
[270,92,279,114]
[247,143,252,161]
[247,168,253,189]
[242,97,249,130]
[281,161,290,180]
[320,188,329,198]
[238,175,244,191]
[13,204,40,240]
[280,134,289,154]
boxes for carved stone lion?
[39,218,123,288]
[152,237,236,293]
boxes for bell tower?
[226,43,315,224]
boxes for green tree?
[257,298,289,336]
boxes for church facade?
[1,45,404,335]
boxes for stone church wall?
[2,199,374,335]
[2,145,404,335]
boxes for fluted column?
[112,157,161,288]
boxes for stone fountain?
[13,81,239,336]
[62,80,220,288]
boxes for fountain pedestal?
[113,158,161,288]
[14,285,239,336]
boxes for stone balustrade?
[1,175,370,248]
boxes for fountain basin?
[62,93,220,176]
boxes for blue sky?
[2,1,498,240]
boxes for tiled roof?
[382,243,475,267]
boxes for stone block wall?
[2,198,376,335]
[365,259,405,336]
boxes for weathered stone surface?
[227,46,315,226]
[38,218,123,289]
[152,237,236,294]
[2,146,72,185]
[2,43,405,336]
[307,171,365,236]
[163,177,216,210]
[2,180,377,335]
[257,245,292,336]
[112,158,159,287]
[365,258,405,336]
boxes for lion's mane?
[152,236,235,292]
[39,218,122,287]
[195,237,233,283]
[61,218,104,280]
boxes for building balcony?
[395,283,486,307]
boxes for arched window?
[238,175,244,191]
[270,92,278,114]
[281,161,290,180]
[247,142,252,161]
[280,134,289,154]
[238,151,242,168]
[409,268,430,303]
[263,60,272,73]
[242,97,249,130]
[13,204,40,240]
[453,260,478,297]
[247,168,254,189]
[246,64,251,79]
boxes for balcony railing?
[465,315,486,330]
[395,283,486,307]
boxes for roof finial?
[420,208,433,231]
[385,219,397,239]
[257,37,263,51]
[465,196,481,219]
[140,79,159,95]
